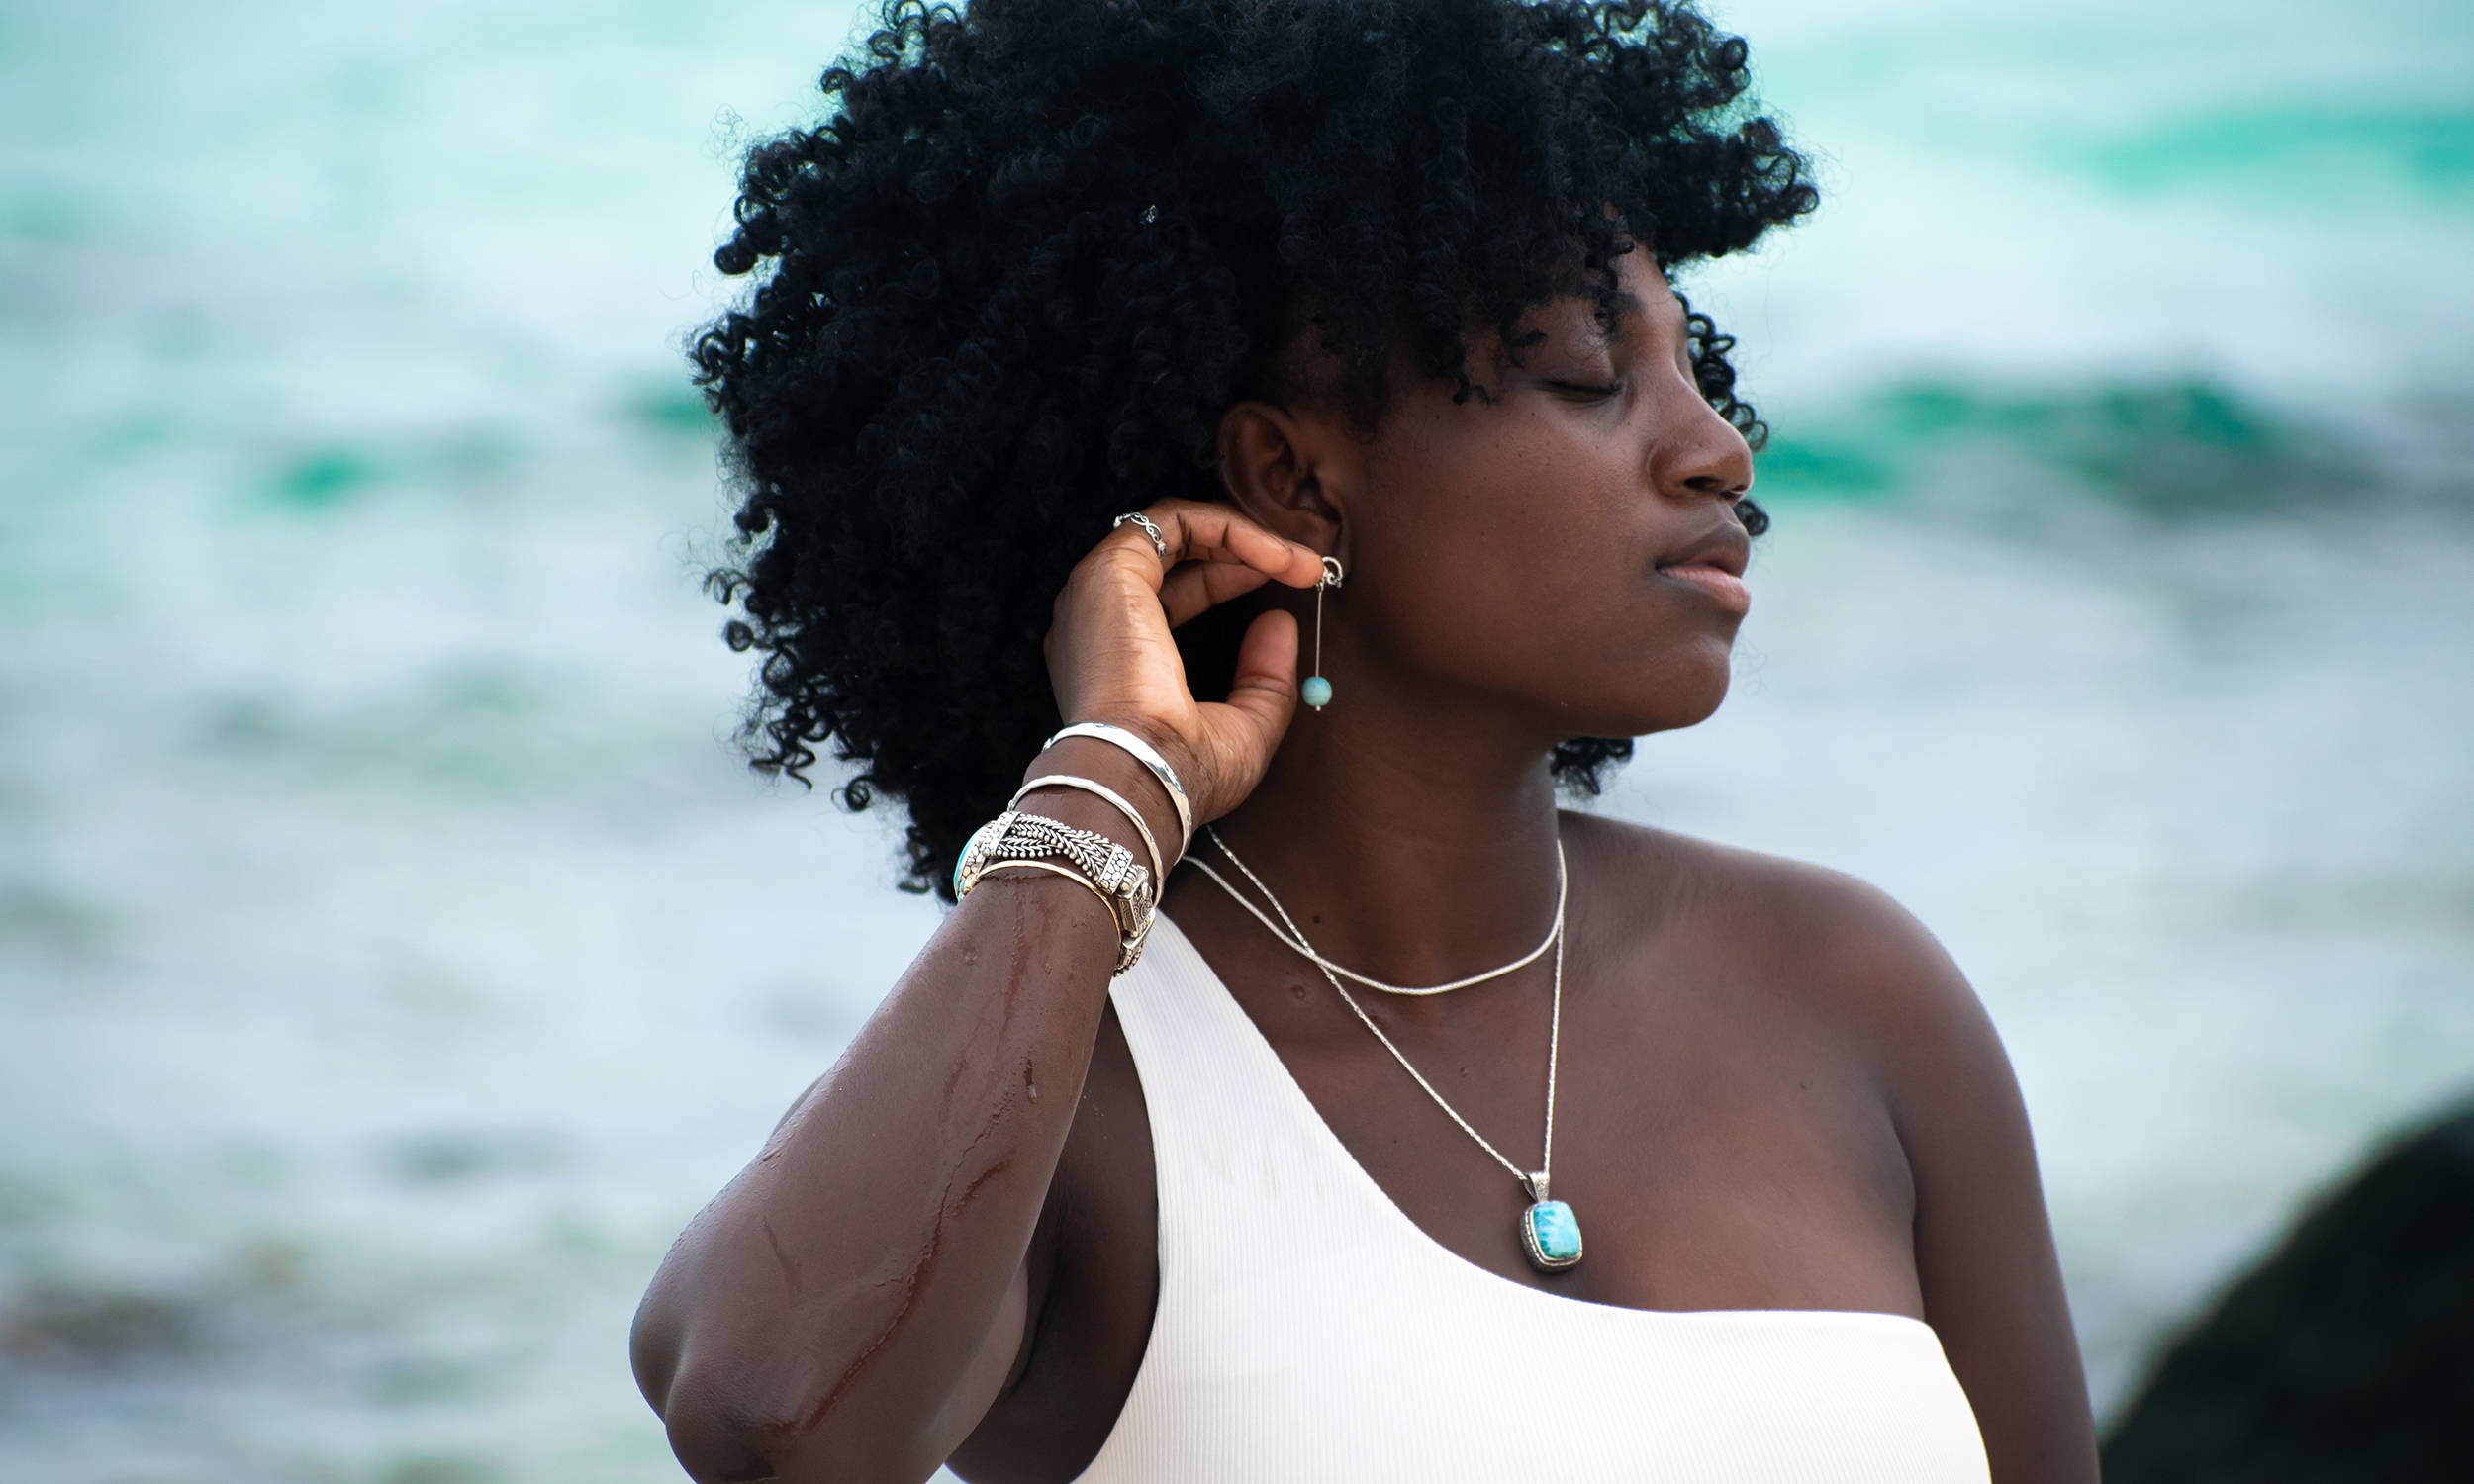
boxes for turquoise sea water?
[2,1,2469,1478]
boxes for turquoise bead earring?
[1302,554,1344,710]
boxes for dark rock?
[2102,1092,2474,1481]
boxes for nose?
[1649,379,1756,512]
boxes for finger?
[1212,605,1301,759]
[1109,501,1323,590]
[1159,502,1325,588]
[1159,561,1273,628]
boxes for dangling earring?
[1302,554,1345,710]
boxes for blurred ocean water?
[1,1,2467,1479]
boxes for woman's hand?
[1041,499,1328,839]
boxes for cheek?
[1367,527,1704,725]
[1364,433,1548,583]
[1356,393,1671,622]
[1361,450,1640,659]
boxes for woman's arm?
[1826,871,2102,1484]
[629,744,1174,1483]
[629,502,1326,1482]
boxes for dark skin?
[632,242,2099,1483]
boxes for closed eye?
[1548,380,1624,400]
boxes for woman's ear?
[1215,399,1347,556]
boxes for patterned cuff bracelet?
[953,808,1158,974]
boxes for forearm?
[639,869,1113,1478]
[629,486,1297,1480]
[634,748,1177,1479]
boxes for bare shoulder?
[1562,809,2023,1246]
[1564,810,2101,1479]
[1561,808,1984,1060]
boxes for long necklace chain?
[1180,823,1567,995]
[1187,830,1565,1193]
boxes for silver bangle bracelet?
[1009,772,1165,886]
[1041,721,1192,860]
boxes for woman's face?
[1332,245,1758,746]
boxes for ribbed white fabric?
[1072,909,1993,1482]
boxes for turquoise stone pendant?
[1519,1172,1583,1271]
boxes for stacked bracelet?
[955,723,1191,979]
[953,807,1157,975]
[1041,722,1192,861]
[1010,772,1165,883]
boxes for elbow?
[637,1312,909,1484]
[656,1376,795,1484]
[633,1286,809,1482]
[630,1251,943,1481]
[653,1369,935,1484]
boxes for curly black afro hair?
[692,0,1819,902]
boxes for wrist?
[1019,736,1189,865]
[968,858,1127,940]
[956,804,1158,975]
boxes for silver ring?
[1112,511,1168,562]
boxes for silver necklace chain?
[1186,828,1565,1194]
[1182,824,1566,995]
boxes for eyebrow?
[1573,286,1685,345]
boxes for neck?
[1177,676,1570,998]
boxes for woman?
[629,0,2100,1479]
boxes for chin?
[1585,645,1735,738]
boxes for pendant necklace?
[1187,826,1585,1272]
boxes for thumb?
[1217,604,1301,757]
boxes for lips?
[1654,521,1753,615]
[1656,563,1751,614]
[1655,522,1751,578]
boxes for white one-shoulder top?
[1069,909,1992,1483]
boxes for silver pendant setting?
[1519,1171,1584,1271]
